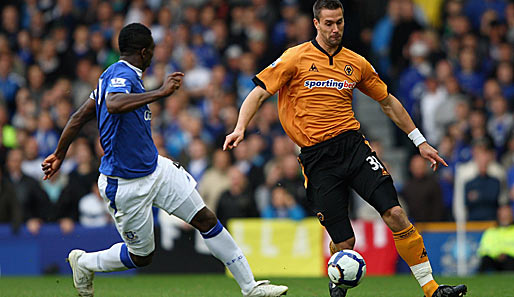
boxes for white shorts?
[97,155,205,256]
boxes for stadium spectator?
[496,61,514,101]
[34,110,59,158]
[455,47,485,98]
[0,5,19,51]
[487,95,513,155]
[198,148,232,212]
[370,0,401,81]
[0,104,16,151]
[464,0,507,30]
[477,205,514,272]
[5,148,50,232]
[255,161,284,214]
[21,136,44,180]
[79,183,111,228]
[0,53,24,116]
[437,134,458,220]
[0,168,22,233]
[402,155,445,222]
[390,0,424,76]
[420,76,446,145]
[57,138,98,223]
[232,139,264,192]
[90,1,115,42]
[151,7,172,45]
[184,138,210,182]
[278,154,308,214]
[262,185,306,221]
[216,166,259,226]
[63,25,94,72]
[26,64,46,106]
[181,50,212,101]
[454,140,508,222]
[464,149,503,221]
[71,59,95,109]
[397,38,431,125]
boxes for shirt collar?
[119,60,143,79]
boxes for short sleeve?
[89,89,96,101]
[357,58,388,101]
[105,74,133,95]
[253,48,297,95]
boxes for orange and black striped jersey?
[253,39,389,148]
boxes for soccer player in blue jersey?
[41,23,288,297]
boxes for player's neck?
[120,55,143,70]
[315,36,339,56]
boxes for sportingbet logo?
[304,79,356,90]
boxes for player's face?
[141,40,155,70]
[314,8,344,48]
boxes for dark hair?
[313,0,343,20]
[118,23,153,55]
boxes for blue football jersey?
[90,60,158,179]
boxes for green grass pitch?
[0,274,513,297]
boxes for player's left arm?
[41,98,96,180]
[378,94,448,171]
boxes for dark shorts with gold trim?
[298,130,399,243]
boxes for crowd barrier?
[0,220,494,276]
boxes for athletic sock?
[393,224,438,297]
[202,220,257,294]
[78,242,137,272]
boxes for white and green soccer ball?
[327,249,366,289]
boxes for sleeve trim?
[252,76,267,90]
[376,92,389,102]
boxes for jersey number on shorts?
[366,156,383,171]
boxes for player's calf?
[130,251,154,267]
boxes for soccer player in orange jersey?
[224,1,467,297]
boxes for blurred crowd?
[0,0,513,240]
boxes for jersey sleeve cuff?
[376,92,389,101]
[252,76,267,91]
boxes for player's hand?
[223,129,244,150]
[41,153,63,180]
[159,72,184,96]
[418,142,448,171]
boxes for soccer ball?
[327,249,366,289]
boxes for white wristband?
[408,128,426,147]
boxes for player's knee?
[190,207,218,233]
[332,237,355,253]
[130,252,154,267]
[382,206,408,225]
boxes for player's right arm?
[224,48,296,151]
[42,98,96,180]
[223,86,272,150]
[106,72,184,113]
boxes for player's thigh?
[304,165,354,242]
[152,156,202,222]
[172,189,207,224]
[97,174,156,256]
[350,150,399,215]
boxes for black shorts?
[298,130,400,243]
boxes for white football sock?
[202,221,257,294]
[78,242,136,272]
